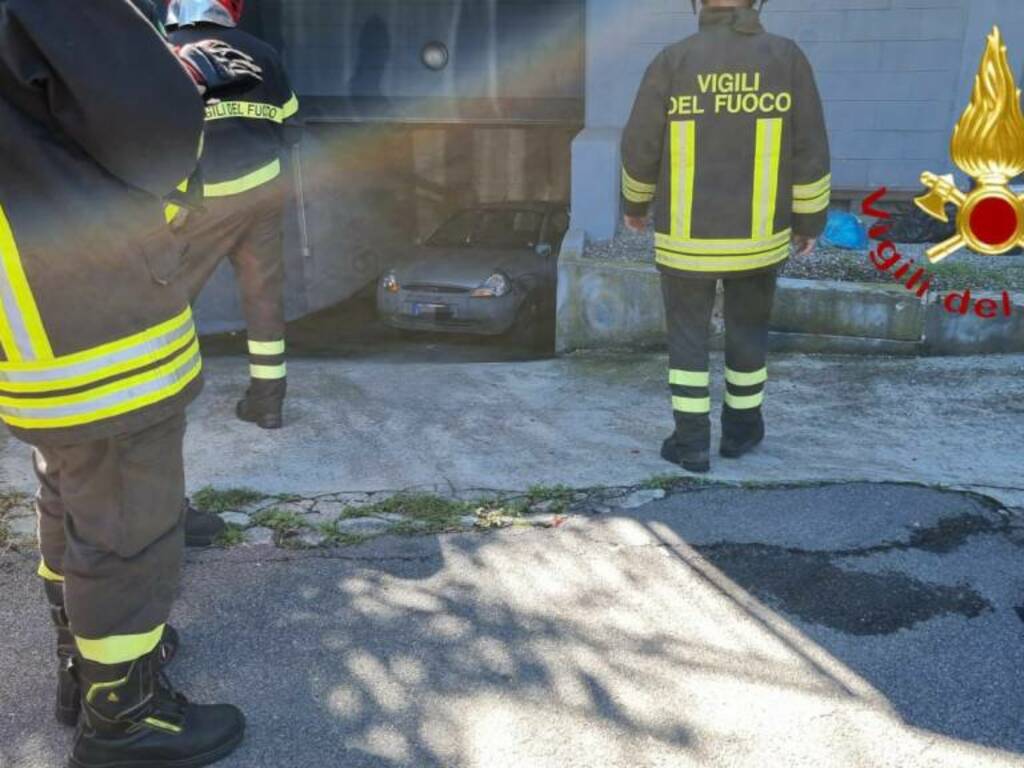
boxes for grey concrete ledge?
[557,253,1024,356]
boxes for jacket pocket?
[141,229,187,286]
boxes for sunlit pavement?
[1,351,1022,766]
[2,482,1022,767]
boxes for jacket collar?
[698,6,764,35]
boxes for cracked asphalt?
[2,482,1022,767]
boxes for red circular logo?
[968,196,1019,246]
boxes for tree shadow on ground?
[2,482,1020,767]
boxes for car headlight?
[471,272,511,298]
[381,271,400,293]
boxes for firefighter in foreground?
[0,1,261,765]
[621,0,830,472]
[168,0,301,430]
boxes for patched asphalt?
[1,482,1021,767]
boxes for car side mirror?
[535,243,553,258]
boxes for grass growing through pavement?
[250,508,307,535]
[365,492,472,535]
[214,526,246,548]
[521,485,575,514]
[192,486,266,514]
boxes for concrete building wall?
[573,0,1024,241]
[274,0,583,102]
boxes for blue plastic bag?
[819,210,869,250]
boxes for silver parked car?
[377,202,570,341]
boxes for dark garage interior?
[195,0,584,360]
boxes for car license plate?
[411,302,454,319]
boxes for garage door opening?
[196,0,584,362]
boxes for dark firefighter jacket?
[0,0,206,446]
[621,7,831,278]
[169,24,299,199]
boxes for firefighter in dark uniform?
[0,1,260,764]
[621,0,830,472]
[168,0,300,430]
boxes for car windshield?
[427,210,544,249]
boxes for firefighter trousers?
[180,180,287,403]
[35,413,186,663]
[661,269,778,440]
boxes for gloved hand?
[175,40,262,99]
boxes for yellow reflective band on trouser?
[0,340,202,430]
[669,369,710,387]
[0,205,53,363]
[0,307,196,394]
[725,391,765,410]
[725,367,767,387]
[206,94,299,124]
[751,118,783,240]
[248,340,286,356]
[250,363,287,380]
[76,624,165,665]
[655,230,792,273]
[622,168,656,204]
[670,120,697,240]
[204,159,281,198]
[672,396,711,414]
[38,560,63,583]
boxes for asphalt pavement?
[2,482,1022,768]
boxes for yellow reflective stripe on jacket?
[655,229,791,256]
[669,369,710,387]
[655,237,790,273]
[248,339,285,356]
[0,341,201,429]
[77,625,165,665]
[793,190,830,214]
[793,174,831,199]
[793,173,831,214]
[725,367,767,387]
[204,159,281,198]
[0,307,195,393]
[670,120,697,240]
[622,168,656,204]
[205,93,299,124]
[0,206,52,362]
[250,363,286,380]
[751,118,783,239]
[281,93,299,120]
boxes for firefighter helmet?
[166,0,244,27]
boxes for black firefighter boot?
[660,415,711,474]
[235,378,285,430]
[185,500,225,548]
[45,582,180,727]
[720,405,765,459]
[70,651,245,768]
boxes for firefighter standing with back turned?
[0,1,262,765]
[621,0,830,472]
[168,0,301,430]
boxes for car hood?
[390,246,541,289]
